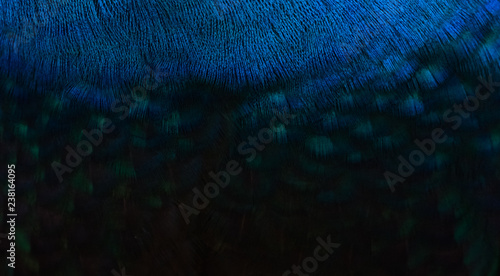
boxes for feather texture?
[1,0,500,275]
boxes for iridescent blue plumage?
[1,0,500,275]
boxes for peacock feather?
[1,0,500,275]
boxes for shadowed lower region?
[1,0,500,275]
